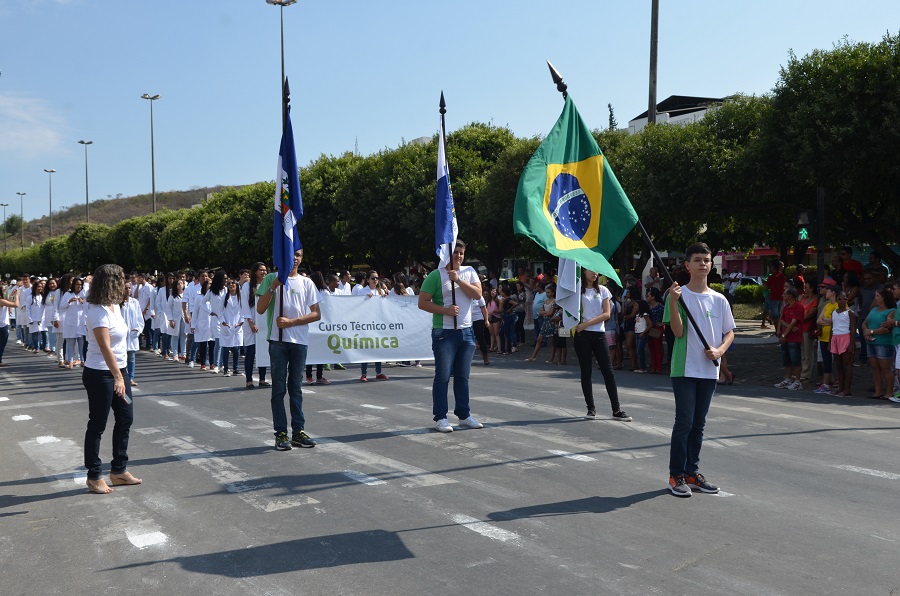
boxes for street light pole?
[78,140,93,223]
[265,0,297,130]
[15,192,25,251]
[141,94,161,213]
[43,169,56,238]
[0,203,8,253]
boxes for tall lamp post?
[15,192,25,251]
[78,140,93,223]
[265,0,297,129]
[0,203,8,253]
[43,169,56,238]
[141,94,161,213]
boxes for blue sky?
[1,0,896,224]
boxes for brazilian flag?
[513,96,638,285]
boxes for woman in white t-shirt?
[573,268,631,422]
[61,278,87,368]
[82,264,141,495]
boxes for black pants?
[306,363,324,380]
[83,367,133,480]
[574,330,621,413]
[472,319,489,358]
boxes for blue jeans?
[361,362,382,376]
[431,327,476,421]
[220,346,239,372]
[501,313,517,352]
[32,330,47,351]
[669,377,717,477]
[533,316,544,345]
[126,350,136,382]
[637,333,649,369]
[268,340,308,435]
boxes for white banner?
[307,295,434,365]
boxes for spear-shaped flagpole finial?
[547,61,567,99]
[439,91,446,116]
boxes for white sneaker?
[788,380,803,391]
[458,416,483,429]
[774,379,792,389]
[224,370,232,377]
[15,340,22,345]
[210,366,219,374]
[435,419,454,433]
[188,361,195,368]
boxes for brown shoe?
[109,471,142,486]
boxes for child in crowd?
[775,286,804,390]
[815,279,839,394]
[828,291,856,397]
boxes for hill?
[1,186,236,250]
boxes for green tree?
[5,214,22,237]
[67,223,111,273]
[767,33,900,268]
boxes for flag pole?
[439,91,457,329]
[545,61,717,365]
[278,77,291,342]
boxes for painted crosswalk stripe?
[548,449,596,462]
[0,397,8,402]
[211,420,236,428]
[360,404,387,410]
[833,464,900,480]
[12,414,31,421]
[317,438,457,487]
[127,530,168,549]
[342,470,387,485]
[451,514,520,543]
[156,400,179,407]
[154,435,319,512]
[36,436,60,444]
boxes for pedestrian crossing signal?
[798,228,809,240]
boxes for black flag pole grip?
[636,220,718,367]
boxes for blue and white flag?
[435,118,458,269]
[556,258,582,332]
[273,105,303,284]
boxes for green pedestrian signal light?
[798,228,809,240]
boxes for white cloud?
[0,93,69,158]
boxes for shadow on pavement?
[106,529,414,576]
[487,490,663,521]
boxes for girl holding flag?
[573,268,632,422]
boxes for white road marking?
[36,436,60,444]
[1,372,24,386]
[360,404,387,410]
[0,399,82,411]
[710,491,735,497]
[211,420,236,428]
[341,470,386,485]
[548,449,596,462]
[451,514,520,543]
[156,400,179,407]
[127,531,168,549]
[317,438,457,487]
[871,535,896,542]
[0,397,8,402]
[153,435,319,511]
[12,414,31,421]
[833,464,900,480]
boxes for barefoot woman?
[83,264,141,494]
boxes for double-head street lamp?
[78,140,93,223]
[15,192,25,251]
[141,94,161,213]
[43,169,56,238]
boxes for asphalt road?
[2,344,899,596]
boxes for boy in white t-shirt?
[256,249,321,451]
[663,242,735,498]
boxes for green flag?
[513,96,638,285]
